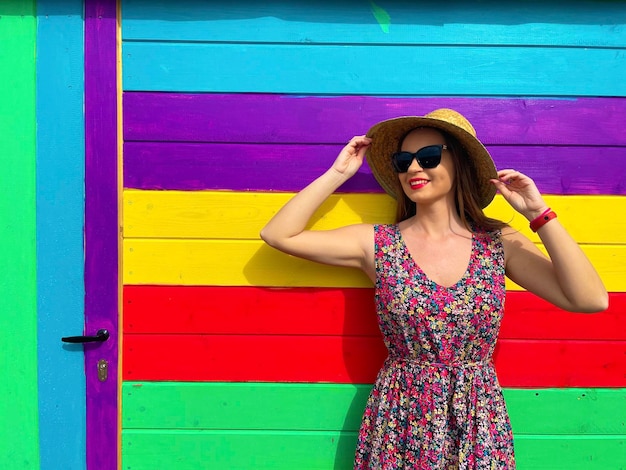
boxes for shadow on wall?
[243,247,385,467]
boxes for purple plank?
[123,93,626,146]
[85,1,118,469]
[124,142,626,195]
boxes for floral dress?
[354,224,515,469]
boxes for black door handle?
[62,329,110,344]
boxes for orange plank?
[123,286,626,340]
[122,335,625,387]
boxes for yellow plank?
[123,239,625,291]
[124,239,371,287]
[123,190,626,244]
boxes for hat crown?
[424,108,477,138]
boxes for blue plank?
[36,2,86,469]
[121,0,626,47]
[123,42,626,96]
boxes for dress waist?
[386,355,492,369]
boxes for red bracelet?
[529,208,557,232]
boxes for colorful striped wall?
[120,1,626,469]
[1,2,87,469]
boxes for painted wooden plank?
[0,2,39,468]
[123,238,373,287]
[84,1,119,469]
[494,340,625,388]
[36,2,86,468]
[122,335,626,387]
[122,43,626,95]
[513,436,626,470]
[121,0,626,47]
[123,142,626,195]
[123,239,626,291]
[123,286,626,341]
[123,191,626,244]
[123,334,388,384]
[121,430,625,470]
[123,93,626,146]
[122,382,626,435]
[123,286,381,336]
[122,430,359,470]
[499,292,626,341]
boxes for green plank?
[122,383,626,435]
[0,1,39,469]
[123,382,370,431]
[122,431,625,470]
[514,436,626,470]
[506,388,626,435]
[122,430,357,470]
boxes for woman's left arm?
[492,169,609,313]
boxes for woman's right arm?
[260,135,374,272]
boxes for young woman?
[260,108,608,469]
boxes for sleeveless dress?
[354,224,516,469]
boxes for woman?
[260,108,607,469]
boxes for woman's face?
[397,127,456,207]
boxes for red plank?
[122,335,625,387]
[124,285,379,336]
[493,340,626,388]
[501,292,626,340]
[123,286,626,340]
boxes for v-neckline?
[394,224,476,290]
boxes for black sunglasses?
[391,144,448,173]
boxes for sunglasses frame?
[391,144,448,173]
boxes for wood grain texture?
[122,42,626,95]
[36,2,87,468]
[123,286,626,340]
[121,430,625,469]
[122,382,626,435]
[121,0,626,47]
[84,1,119,468]
[123,94,626,146]
[124,142,626,195]
[123,239,626,291]
[123,190,626,244]
[122,335,625,386]
[0,2,39,468]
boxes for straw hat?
[365,108,497,208]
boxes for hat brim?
[365,116,497,209]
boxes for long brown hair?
[394,130,507,232]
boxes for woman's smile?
[409,177,430,189]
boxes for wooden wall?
[119,1,626,468]
[1,2,88,469]
[0,2,39,468]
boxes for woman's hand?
[330,135,372,179]
[491,169,549,220]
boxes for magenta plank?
[124,142,626,195]
[123,93,626,146]
[85,1,118,469]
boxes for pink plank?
[124,142,626,195]
[85,1,118,469]
[123,93,626,145]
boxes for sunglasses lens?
[417,146,442,169]
[391,145,443,173]
[392,152,415,172]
